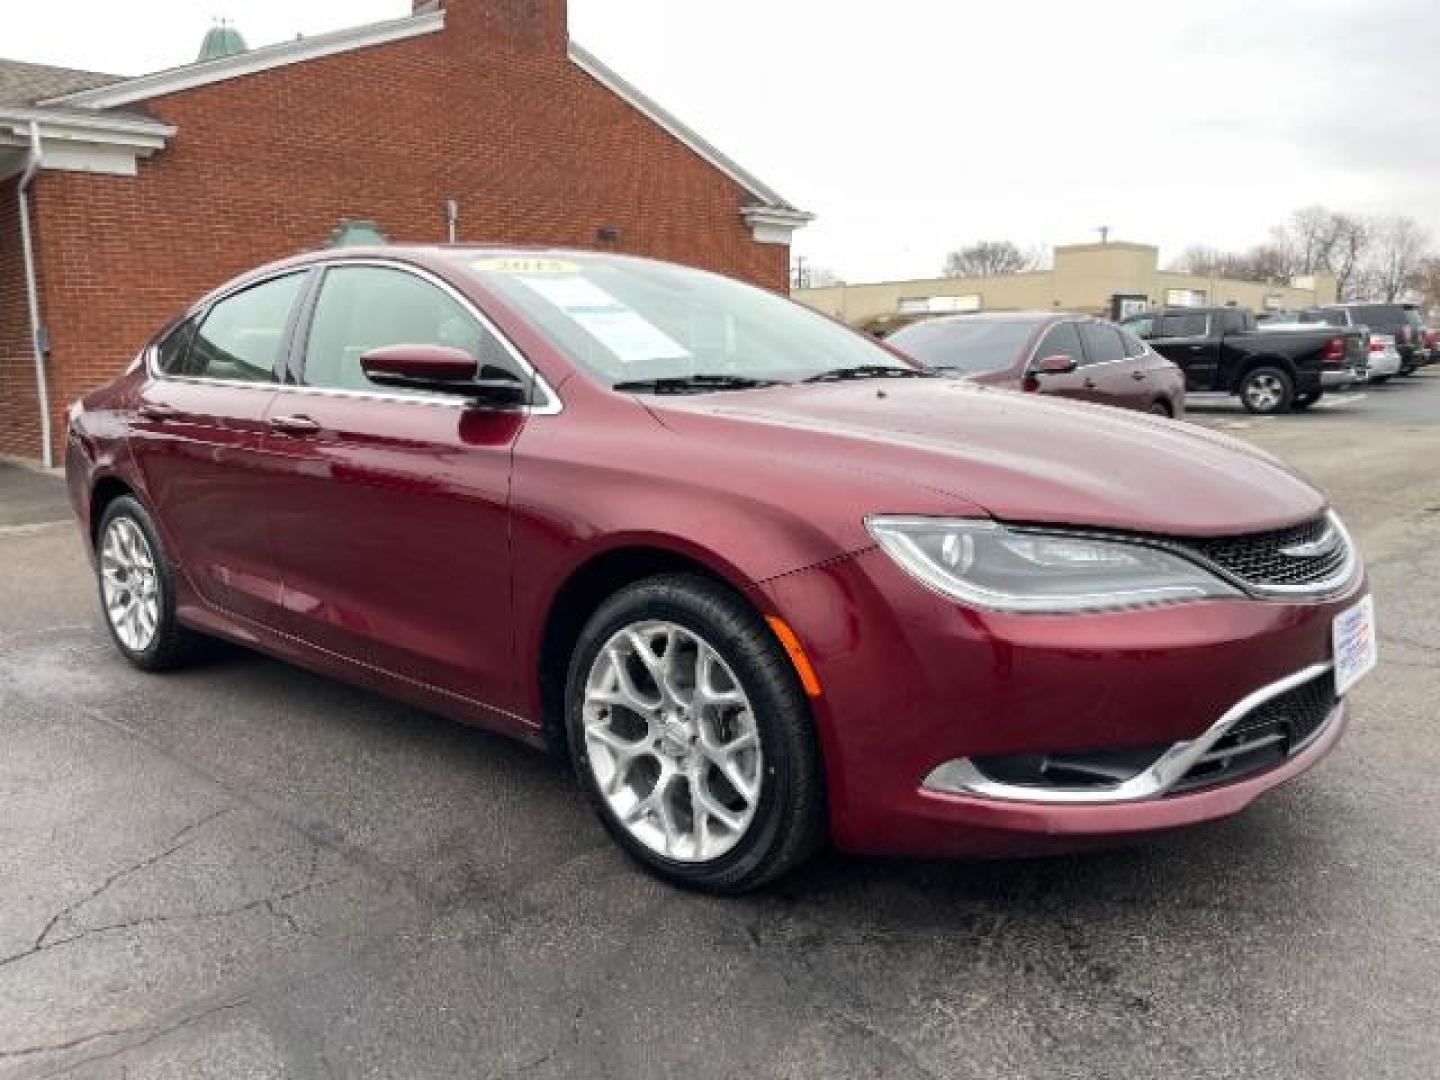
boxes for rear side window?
[1122,314,1155,339]
[1157,313,1209,337]
[179,274,306,383]
[1079,322,1126,365]
[302,265,521,395]
[1031,322,1084,366]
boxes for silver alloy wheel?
[100,516,161,652]
[582,620,763,863]
[1244,373,1284,411]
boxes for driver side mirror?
[1033,354,1079,376]
[361,345,528,408]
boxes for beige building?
[796,241,1338,331]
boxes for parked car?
[1422,326,1440,366]
[66,248,1375,892]
[1301,303,1428,375]
[885,313,1186,417]
[1122,306,1367,413]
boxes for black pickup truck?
[1120,307,1367,414]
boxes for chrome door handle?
[1131,371,1148,381]
[269,414,322,437]
[1083,379,1097,390]
[139,402,182,422]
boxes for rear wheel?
[1373,375,1391,384]
[565,574,825,893]
[1291,388,1324,411]
[1148,400,1172,418]
[96,497,203,671]
[1239,366,1294,415]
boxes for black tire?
[565,573,826,893]
[1373,375,1391,385]
[95,496,204,672]
[1148,400,1172,418]
[1239,365,1294,415]
[1291,388,1324,411]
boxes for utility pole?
[792,256,811,290]
[1097,226,1111,244]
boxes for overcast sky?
[8,1,1439,282]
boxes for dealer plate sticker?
[1333,594,1378,697]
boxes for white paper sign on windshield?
[517,275,692,364]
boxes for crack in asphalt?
[7,998,253,1078]
[0,809,231,974]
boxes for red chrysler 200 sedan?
[66,248,1377,893]
[888,312,1187,417]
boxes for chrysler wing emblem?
[1280,524,1341,559]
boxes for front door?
[1028,320,1106,405]
[131,271,311,625]
[259,262,527,708]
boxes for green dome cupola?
[198,21,248,62]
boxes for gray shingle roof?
[0,58,122,106]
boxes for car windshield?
[886,319,1036,374]
[462,254,914,388]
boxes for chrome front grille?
[1166,515,1352,591]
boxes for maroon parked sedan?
[66,248,1376,892]
[888,312,1186,417]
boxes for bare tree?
[1408,256,1440,317]
[1366,215,1431,301]
[1169,245,1283,283]
[1329,214,1371,300]
[943,241,1039,278]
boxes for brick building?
[0,0,811,464]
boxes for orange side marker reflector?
[766,615,823,698]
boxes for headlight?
[866,516,1241,613]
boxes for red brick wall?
[2,0,792,461]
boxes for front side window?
[1080,322,1126,365]
[303,265,520,395]
[464,254,915,386]
[1119,328,1147,358]
[888,319,1037,374]
[178,274,305,383]
[1031,322,1085,367]
[155,318,198,375]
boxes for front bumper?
[761,548,1362,858]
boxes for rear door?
[1077,321,1145,410]
[131,271,311,624]
[1148,311,1216,391]
[258,261,531,708]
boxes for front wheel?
[1239,366,1294,415]
[565,574,826,893]
[96,496,204,671]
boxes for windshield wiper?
[802,365,936,384]
[612,374,783,395]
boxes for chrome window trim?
[148,257,564,416]
[923,661,1337,805]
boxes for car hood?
[644,379,1325,537]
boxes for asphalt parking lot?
[2,373,1437,1079]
